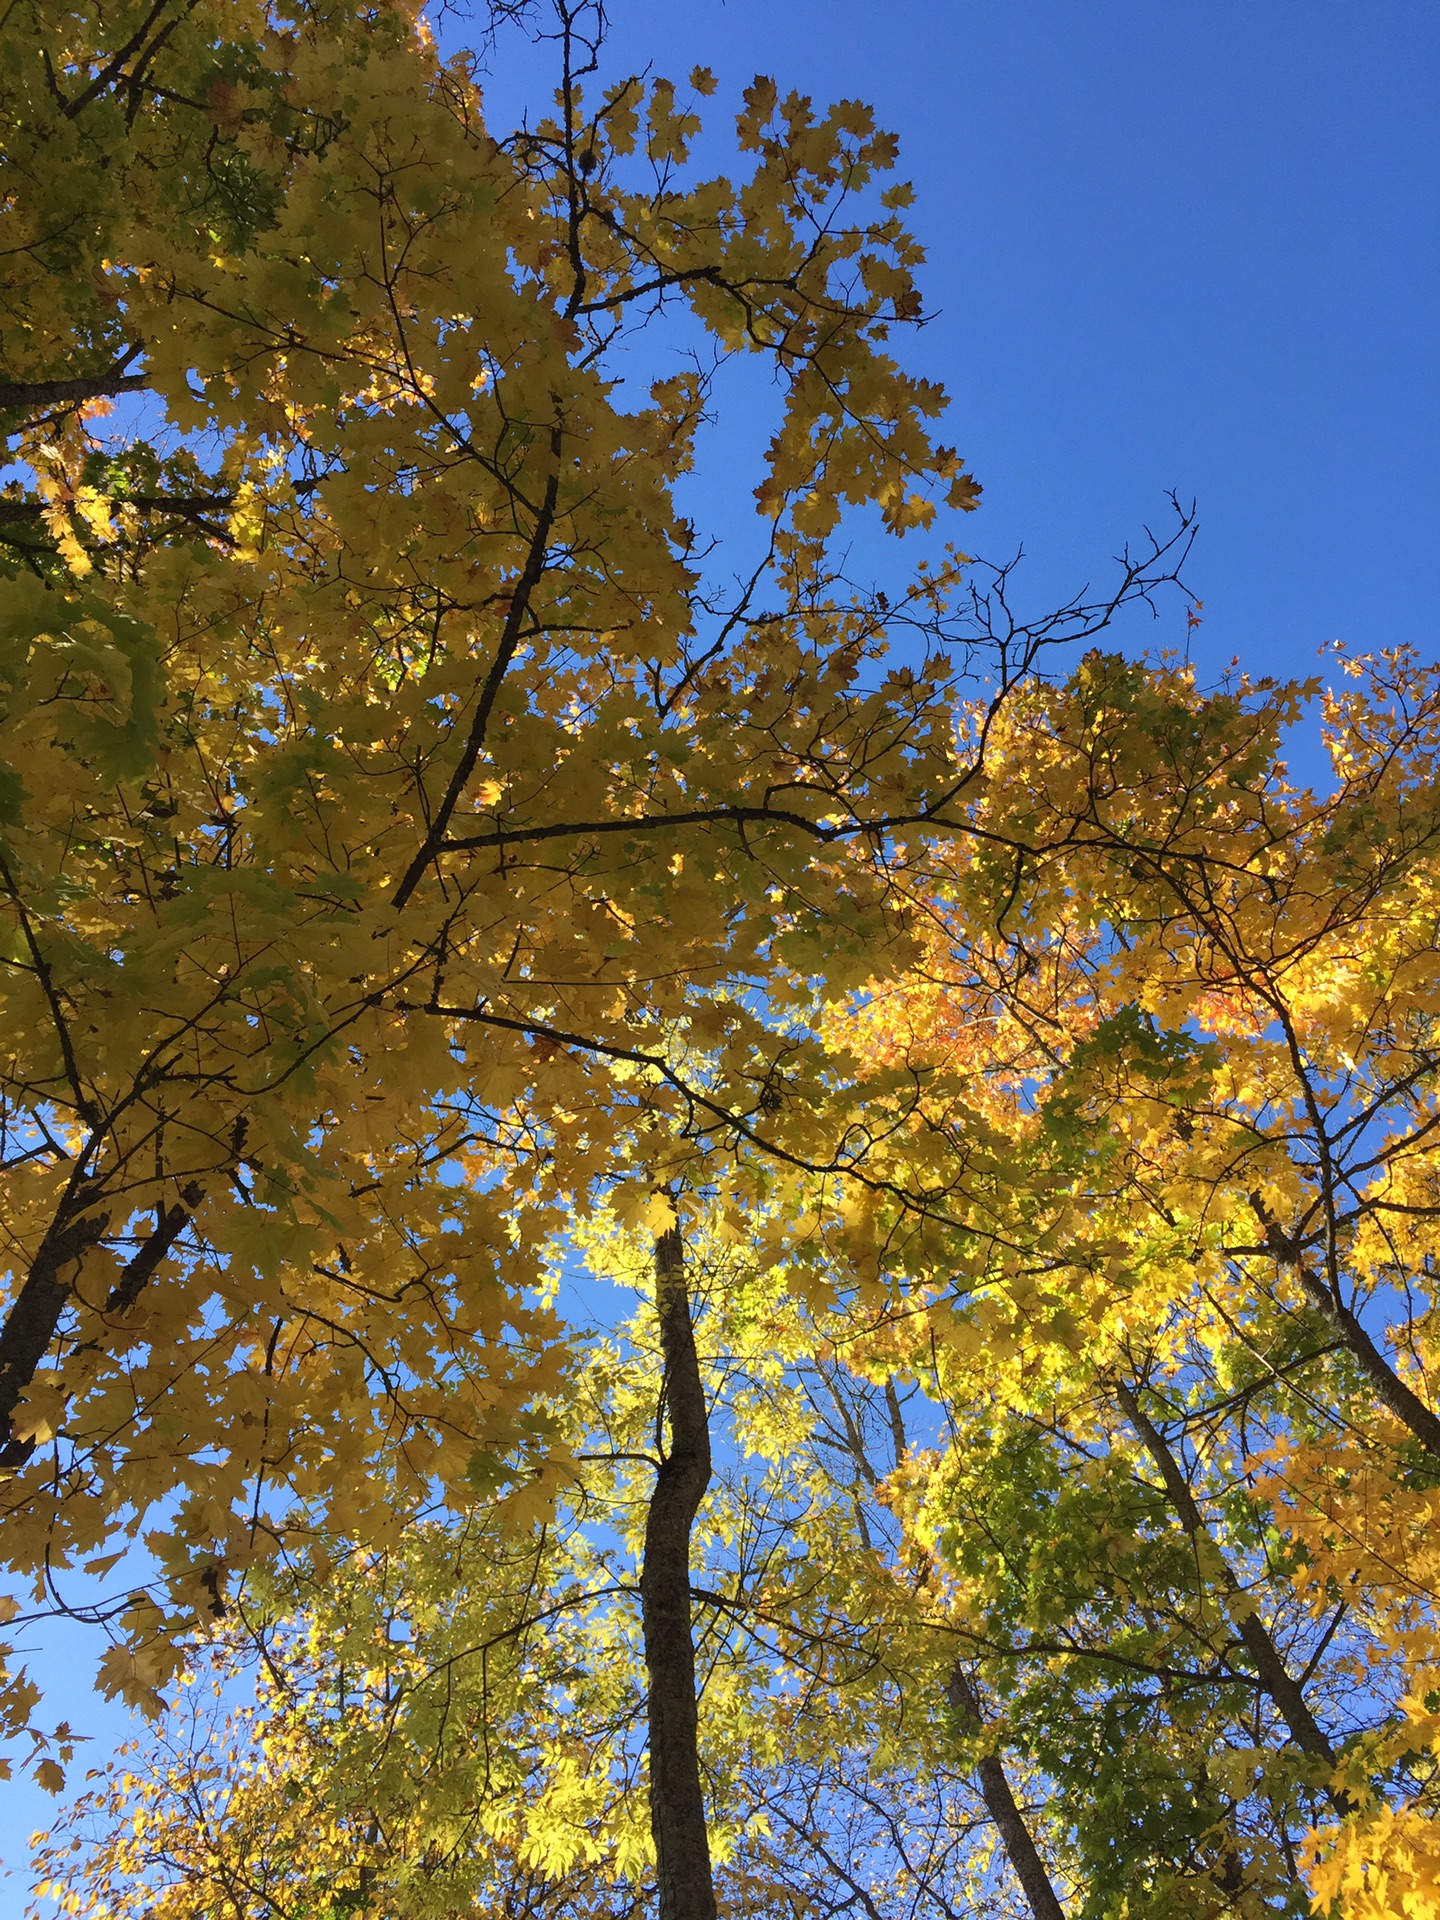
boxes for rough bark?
[1116,1379,1350,1813]
[947,1666,1067,1920]
[639,1214,718,1920]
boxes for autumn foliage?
[4,3,1439,1917]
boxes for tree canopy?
[5,3,1439,1917]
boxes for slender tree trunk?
[639,1212,718,1920]
[1116,1379,1351,1814]
[1252,1199,1440,1462]
[947,1666,1067,1920]
[1292,1268,1440,1462]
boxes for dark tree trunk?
[0,1207,110,1467]
[947,1666,1068,1920]
[639,1213,717,1920]
[0,1192,197,1470]
[0,368,148,416]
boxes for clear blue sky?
[577,0,1439,691]
[5,0,1437,1885]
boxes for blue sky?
[5,0,1437,1887]
[565,0,1439,692]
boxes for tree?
[38,3,1430,1912]
[43,638,1440,1920]
[30,1207,1052,1918]
[830,646,1440,1911]
[0,0,981,1751]
[1,0,1205,1805]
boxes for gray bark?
[947,1666,1067,1920]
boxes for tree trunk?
[947,1666,1067,1920]
[1252,1200,1440,1463]
[0,1206,110,1467]
[639,1211,718,1920]
[0,1193,198,1471]
[1293,1268,1440,1462]
[1115,1379,1351,1815]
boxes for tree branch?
[0,369,148,417]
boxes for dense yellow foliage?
[7,5,1440,1915]
[1,0,984,1760]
